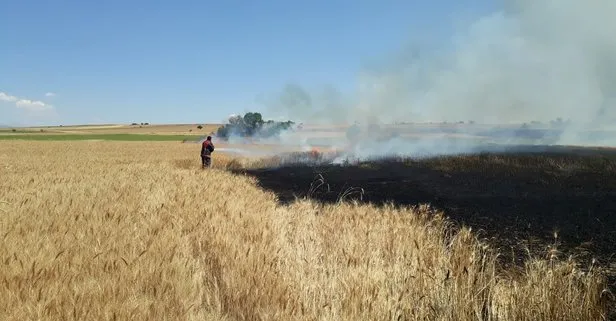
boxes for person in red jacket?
[201,136,215,168]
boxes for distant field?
[4,122,524,136]
[4,123,222,135]
[0,123,223,141]
[2,122,615,150]
[0,133,201,141]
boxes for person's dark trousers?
[201,155,211,168]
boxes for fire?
[307,146,340,157]
[310,147,320,157]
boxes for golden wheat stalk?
[0,140,609,320]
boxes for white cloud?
[0,92,17,102]
[0,91,54,111]
[45,92,56,97]
[16,99,52,111]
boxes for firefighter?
[201,136,215,168]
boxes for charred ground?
[232,145,616,285]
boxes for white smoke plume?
[211,1,616,166]
[261,0,616,154]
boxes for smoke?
[264,1,616,147]
[209,1,616,166]
[263,83,353,125]
[408,0,616,130]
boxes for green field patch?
[0,133,202,141]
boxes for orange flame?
[310,147,320,157]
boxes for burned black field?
[233,145,616,285]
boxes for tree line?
[216,112,294,139]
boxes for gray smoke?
[263,1,616,152]
[217,1,616,167]
[408,0,616,129]
[263,83,352,125]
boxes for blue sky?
[0,0,498,126]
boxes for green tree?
[243,112,264,135]
[216,111,292,139]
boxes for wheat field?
[0,141,611,320]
